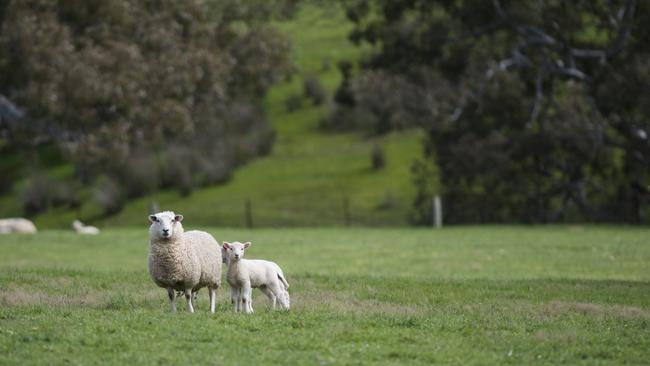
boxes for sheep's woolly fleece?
[147,211,222,311]
[0,218,37,234]
[223,241,290,313]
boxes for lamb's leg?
[209,287,216,313]
[270,283,290,310]
[237,287,244,313]
[242,282,253,314]
[184,288,195,313]
[230,287,240,312]
[282,290,291,310]
[260,287,276,310]
[167,288,177,313]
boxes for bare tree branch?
[0,94,24,127]
[606,0,637,58]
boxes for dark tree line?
[0,0,295,215]
[330,0,649,224]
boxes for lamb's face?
[222,241,251,262]
[149,211,183,240]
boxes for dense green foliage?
[1,226,649,364]
[332,0,650,224]
[0,0,294,213]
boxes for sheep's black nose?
[162,229,169,235]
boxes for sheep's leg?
[269,283,289,310]
[282,290,290,310]
[230,287,240,312]
[184,288,195,313]
[242,282,253,314]
[167,288,177,313]
[192,290,199,309]
[209,287,216,313]
[260,287,276,310]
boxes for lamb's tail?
[277,272,289,290]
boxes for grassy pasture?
[1,226,649,365]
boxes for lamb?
[72,219,100,235]
[222,241,290,314]
[147,211,222,313]
[0,218,37,234]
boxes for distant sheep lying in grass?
[0,218,37,234]
[223,241,290,313]
[147,211,222,313]
[72,220,99,235]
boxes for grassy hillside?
[0,2,426,228]
[1,226,649,364]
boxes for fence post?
[433,195,442,228]
[245,198,253,229]
[343,195,351,227]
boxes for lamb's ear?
[243,242,251,249]
[222,242,231,250]
[174,214,184,222]
[148,215,158,223]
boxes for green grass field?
[1,226,649,365]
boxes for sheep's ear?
[222,242,231,250]
[149,215,158,223]
[174,214,184,222]
[243,242,251,249]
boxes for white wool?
[147,211,222,313]
[223,241,290,314]
[72,220,100,235]
[0,218,37,234]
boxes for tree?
[0,0,294,204]
[333,0,649,223]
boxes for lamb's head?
[222,241,251,262]
[72,220,82,229]
[148,211,184,240]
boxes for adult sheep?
[72,219,100,235]
[0,218,37,234]
[148,211,221,313]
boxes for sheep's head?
[148,211,184,240]
[222,241,251,262]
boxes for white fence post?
[433,195,442,228]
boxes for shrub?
[20,171,54,216]
[93,176,124,215]
[195,145,231,186]
[118,152,159,198]
[303,74,327,105]
[0,174,12,195]
[51,181,81,209]
[285,93,303,112]
[371,144,386,171]
[160,146,195,197]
